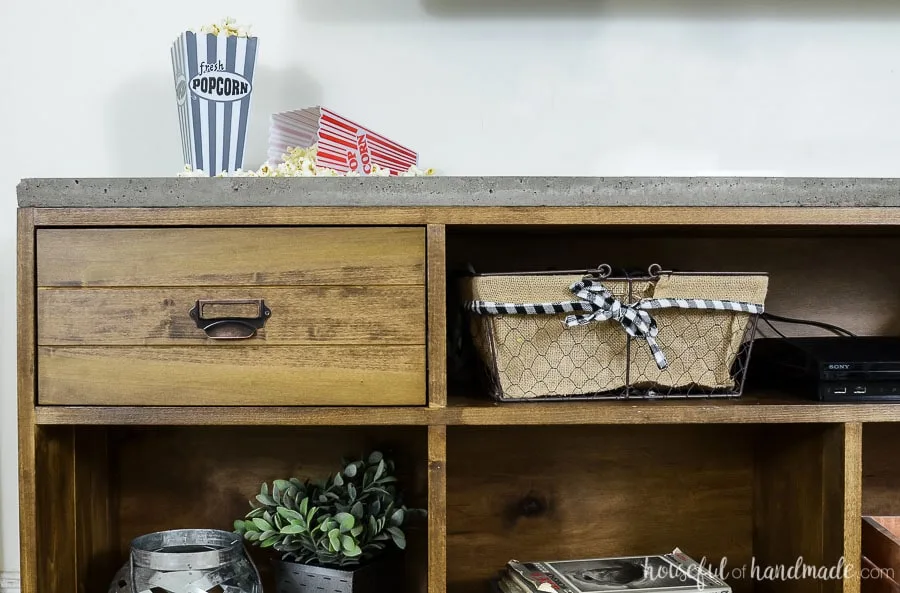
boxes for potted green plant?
[234,451,425,593]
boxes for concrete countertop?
[16,177,900,208]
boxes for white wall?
[3,0,900,575]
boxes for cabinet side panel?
[17,209,37,593]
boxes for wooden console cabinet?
[16,178,900,593]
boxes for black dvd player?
[748,336,900,402]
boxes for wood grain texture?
[111,426,429,592]
[33,206,429,227]
[37,227,425,287]
[823,423,863,593]
[428,426,447,593]
[32,394,900,425]
[74,428,113,593]
[35,405,435,425]
[862,518,900,580]
[447,425,754,593]
[753,424,851,593]
[38,286,425,345]
[17,209,38,593]
[447,394,900,425]
[31,206,900,227]
[862,425,900,516]
[427,225,447,408]
[38,345,426,406]
[34,426,76,593]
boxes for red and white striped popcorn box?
[172,31,259,176]
[269,107,418,175]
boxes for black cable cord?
[761,315,789,340]
[760,312,856,338]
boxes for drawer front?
[37,227,424,286]
[37,227,426,406]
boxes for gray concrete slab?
[16,177,900,208]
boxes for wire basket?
[462,264,768,401]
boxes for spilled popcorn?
[197,17,252,38]
[178,144,436,178]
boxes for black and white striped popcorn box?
[171,32,259,176]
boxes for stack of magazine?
[496,549,731,593]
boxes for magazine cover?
[508,549,730,593]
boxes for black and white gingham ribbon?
[467,278,765,370]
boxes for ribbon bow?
[564,279,669,370]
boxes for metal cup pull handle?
[189,299,271,340]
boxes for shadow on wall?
[104,66,323,176]
[290,0,900,21]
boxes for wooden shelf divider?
[427,224,447,408]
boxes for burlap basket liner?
[463,273,768,399]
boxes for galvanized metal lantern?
[108,529,262,593]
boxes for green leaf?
[336,512,355,533]
[368,451,384,465]
[299,497,309,516]
[344,463,358,478]
[351,525,364,537]
[274,479,291,491]
[387,526,406,550]
[260,530,278,541]
[256,494,277,506]
[390,509,405,527]
[341,534,356,551]
[350,501,364,520]
[272,483,282,504]
[253,518,274,532]
[328,529,341,551]
[264,511,274,525]
[368,515,378,535]
[261,535,280,548]
[319,495,328,503]
[281,524,306,535]
[334,473,345,487]
[274,514,284,529]
[374,459,386,482]
[348,483,357,502]
[260,483,269,496]
[245,531,261,542]
[277,507,304,522]
[370,500,381,516]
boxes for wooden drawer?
[36,227,426,406]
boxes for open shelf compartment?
[446,423,857,593]
[32,425,430,593]
[446,224,900,407]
